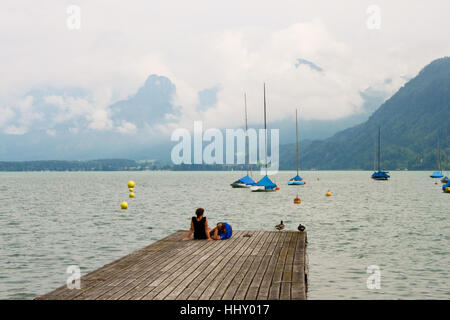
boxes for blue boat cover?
[371,171,390,179]
[237,175,256,185]
[289,175,303,181]
[255,175,277,189]
[430,171,444,178]
[443,181,450,191]
[288,180,305,185]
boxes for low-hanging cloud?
[1,0,449,139]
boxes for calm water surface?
[0,171,448,299]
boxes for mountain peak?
[416,56,450,79]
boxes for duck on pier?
[275,221,285,231]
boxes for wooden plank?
[279,230,298,300]
[291,231,307,300]
[256,232,289,300]
[187,231,263,300]
[169,231,254,300]
[80,231,206,300]
[221,231,274,300]
[37,230,307,301]
[268,232,295,300]
[208,231,266,300]
[120,233,244,300]
[221,231,273,300]
[151,232,243,300]
[140,232,243,300]
[232,231,277,300]
[56,231,202,300]
[38,231,186,300]
[104,232,228,300]
[245,232,283,300]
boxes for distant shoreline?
[0,159,441,172]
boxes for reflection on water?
[0,171,448,299]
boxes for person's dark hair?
[195,208,205,218]
[217,222,225,233]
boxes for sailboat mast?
[244,93,249,177]
[378,127,381,171]
[296,108,299,176]
[446,130,449,175]
[264,83,268,176]
[438,132,442,173]
[373,133,377,171]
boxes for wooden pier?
[36,230,308,300]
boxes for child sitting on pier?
[209,222,232,240]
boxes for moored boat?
[288,108,305,186]
[251,83,278,192]
[371,127,390,181]
[231,93,256,188]
[231,175,256,188]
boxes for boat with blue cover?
[288,108,305,186]
[288,175,305,185]
[231,93,256,188]
[441,136,449,183]
[430,171,444,178]
[371,127,390,180]
[251,175,277,192]
[251,83,278,192]
[231,175,256,188]
[430,133,444,179]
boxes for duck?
[275,221,285,231]
[297,224,305,232]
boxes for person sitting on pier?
[210,222,232,240]
[182,208,212,241]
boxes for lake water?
[0,171,448,299]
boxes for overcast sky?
[1,0,449,135]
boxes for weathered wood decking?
[36,230,308,300]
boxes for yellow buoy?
[445,187,450,193]
[129,192,135,198]
[326,191,332,197]
[128,181,135,188]
[294,197,301,204]
[120,201,128,209]
[129,188,133,192]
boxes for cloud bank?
[0,0,449,140]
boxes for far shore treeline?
[0,158,446,172]
[0,160,261,172]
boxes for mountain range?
[0,60,386,162]
[0,57,449,171]
[281,57,450,170]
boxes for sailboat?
[371,127,390,180]
[251,83,278,192]
[430,133,444,178]
[288,109,305,185]
[231,93,256,188]
[441,134,449,183]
